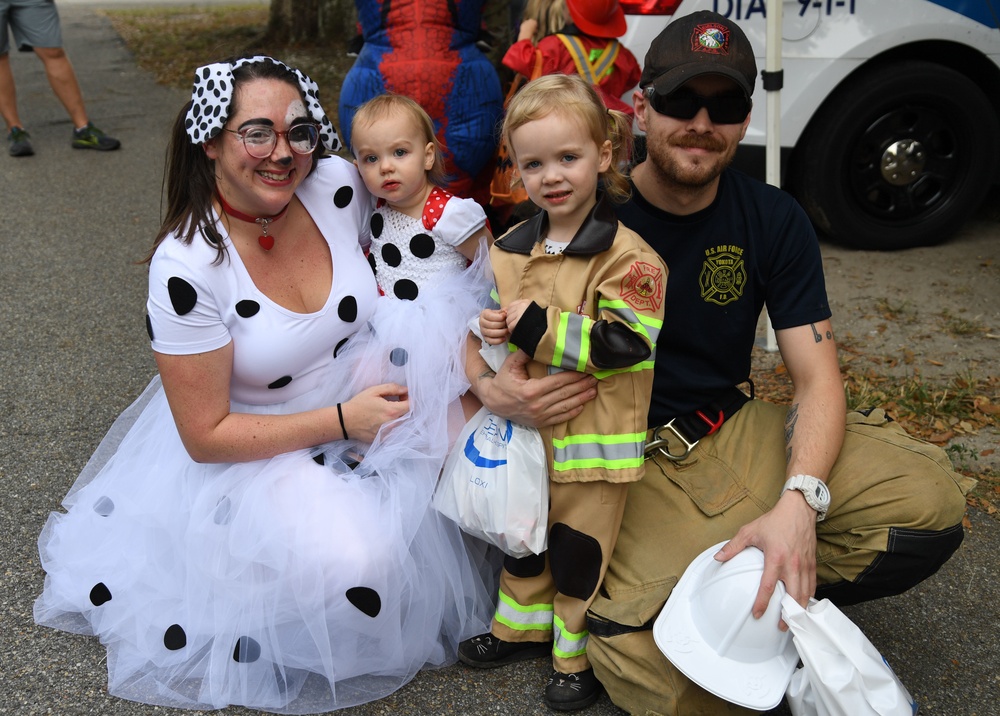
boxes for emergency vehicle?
[621,1,1000,249]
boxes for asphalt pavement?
[1,4,997,715]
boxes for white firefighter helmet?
[652,541,799,710]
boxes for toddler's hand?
[504,299,531,333]
[479,308,509,345]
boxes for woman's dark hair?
[146,58,325,264]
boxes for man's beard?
[644,132,738,190]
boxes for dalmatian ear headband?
[184,55,342,153]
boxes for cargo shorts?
[1,0,62,55]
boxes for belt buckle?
[645,419,698,462]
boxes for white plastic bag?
[782,595,918,716]
[434,406,548,557]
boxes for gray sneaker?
[71,122,120,151]
[7,127,34,157]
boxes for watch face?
[813,482,830,503]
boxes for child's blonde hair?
[502,73,632,203]
[522,0,567,42]
[351,93,446,187]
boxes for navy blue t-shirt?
[616,168,832,425]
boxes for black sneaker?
[7,127,34,157]
[71,122,120,151]
[458,633,551,668]
[544,668,603,711]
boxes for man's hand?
[715,491,818,627]
[476,349,597,428]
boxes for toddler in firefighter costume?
[458,73,666,711]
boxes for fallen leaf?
[928,431,955,444]
[927,359,944,366]
[981,449,995,457]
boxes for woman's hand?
[340,383,410,443]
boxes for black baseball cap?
[639,11,757,98]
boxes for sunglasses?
[644,87,752,125]
[224,123,320,158]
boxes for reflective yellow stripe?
[551,432,646,472]
[494,589,554,632]
[553,312,593,372]
[553,614,588,659]
[598,298,663,344]
[594,359,656,380]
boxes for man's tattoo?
[784,404,799,463]
[810,324,834,343]
[478,369,496,380]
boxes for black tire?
[789,60,999,250]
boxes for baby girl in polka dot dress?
[351,93,493,300]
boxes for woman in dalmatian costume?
[33,56,494,714]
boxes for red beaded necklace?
[217,193,290,251]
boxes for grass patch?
[937,309,988,337]
[102,4,355,117]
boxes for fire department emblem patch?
[620,261,664,312]
[692,23,730,55]
[699,251,746,306]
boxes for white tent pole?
[765,0,782,188]
[761,0,782,353]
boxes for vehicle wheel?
[789,61,999,250]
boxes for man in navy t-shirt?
[465,11,973,714]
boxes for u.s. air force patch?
[620,261,664,312]
[699,247,746,306]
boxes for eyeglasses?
[644,87,752,125]
[224,123,321,158]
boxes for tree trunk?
[268,0,356,45]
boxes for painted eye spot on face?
[284,99,307,127]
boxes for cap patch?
[692,23,730,55]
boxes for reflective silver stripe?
[554,312,591,371]
[553,615,588,658]
[551,433,646,472]
[599,299,663,345]
[494,589,554,632]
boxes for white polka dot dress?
[33,157,495,713]
[368,187,487,300]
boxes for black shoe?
[544,669,603,711]
[458,633,551,668]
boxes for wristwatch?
[781,475,831,522]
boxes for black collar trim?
[495,193,618,256]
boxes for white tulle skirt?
[34,261,497,713]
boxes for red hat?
[566,0,627,39]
